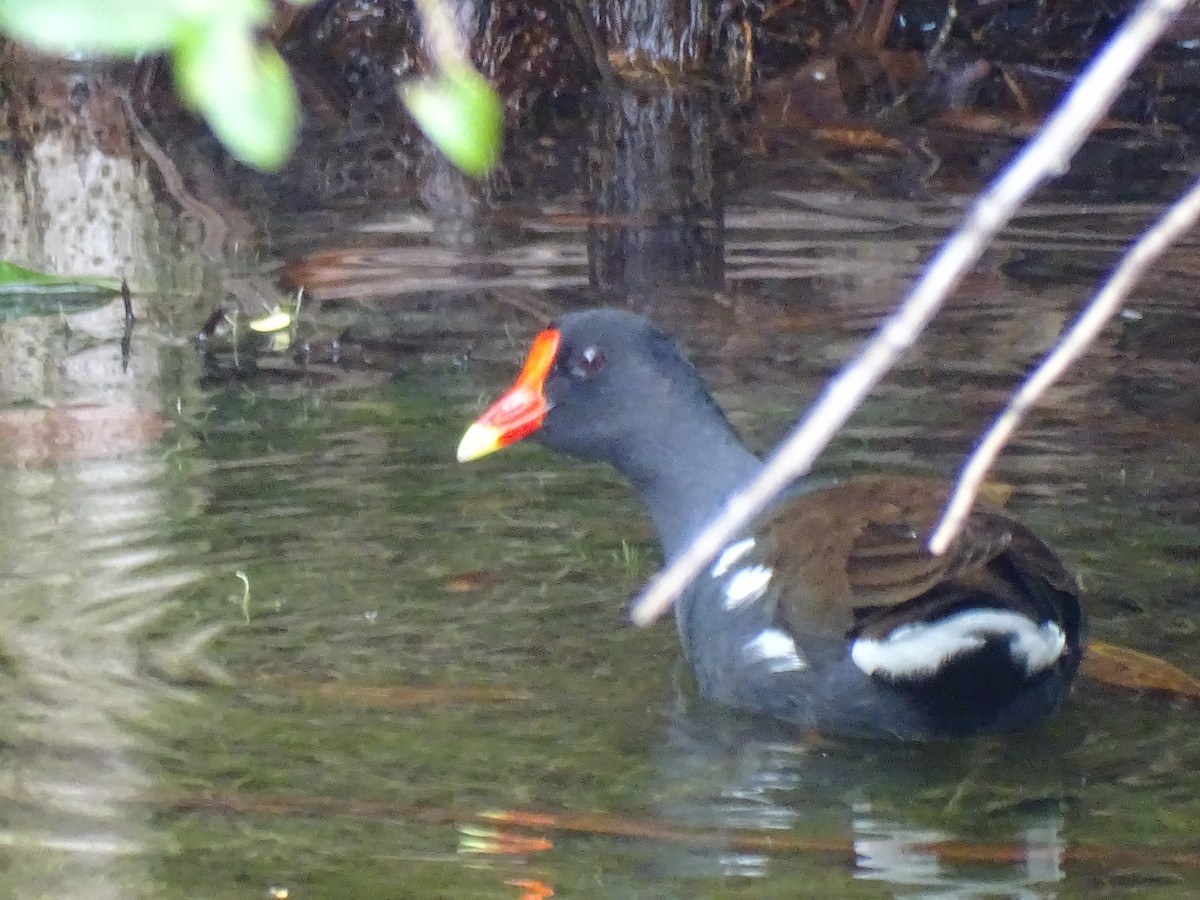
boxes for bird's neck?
[612,409,762,560]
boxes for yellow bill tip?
[457,422,504,462]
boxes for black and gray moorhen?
[457,309,1086,741]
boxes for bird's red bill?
[457,328,560,462]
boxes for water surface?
[1,123,1198,900]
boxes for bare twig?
[628,0,1192,628]
[928,173,1200,553]
[413,0,469,69]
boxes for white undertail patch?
[743,628,808,673]
[850,609,1066,680]
[723,565,773,609]
[711,537,756,576]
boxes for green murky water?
[0,187,1198,900]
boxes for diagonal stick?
[629,0,1193,627]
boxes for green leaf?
[0,0,186,53]
[172,20,298,171]
[0,0,297,169]
[0,261,121,295]
[0,261,120,320]
[401,67,502,177]
[0,0,271,54]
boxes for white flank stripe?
[850,609,1067,680]
[711,537,756,576]
[723,565,773,609]
[743,628,808,673]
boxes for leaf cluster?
[0,0,501,174]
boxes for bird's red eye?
[570,345,607,379]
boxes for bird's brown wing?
[763,476,1018,636]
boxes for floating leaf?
[248,309,293,333]
[1082,640,1200,700]
[401,66,502,176]
[0,261,121,295]
[0,261,121,318]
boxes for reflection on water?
[0,454,201,896]
[851,813,1064,899]
[654,684,1074,898]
